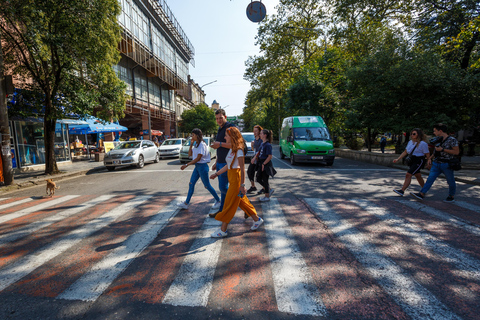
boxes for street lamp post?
[200,80,217,89]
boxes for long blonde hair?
[226,127,244,169]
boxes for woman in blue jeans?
[177,129,221,210]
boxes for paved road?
[0,154,479,319]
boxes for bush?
[346,137,365,150]
[333,136,345,148]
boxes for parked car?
[104,140,159,171]
[179,137,216,164]
[158,138,186,159]
[241,132,255,161]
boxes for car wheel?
[326,160,334,166]
[280,147,285,159]
[154,152,160,163]
[290,152,296,165]
[106,166,115,171]
[137,155,145,168]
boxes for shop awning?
[68,117,128,135]
[57,119,89,125]
[151,130,163,136]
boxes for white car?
[104,140,159,171]
[241,132,256,161]
[158,138,186,159]
[179,137,216,164]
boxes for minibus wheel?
[290,152,296,165]
[280,147,285,159]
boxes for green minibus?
[279,116,335,165]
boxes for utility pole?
[0,37,14,185]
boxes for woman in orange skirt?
[209,127,264,238]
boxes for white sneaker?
[211,229,228,238]
[212,200,221,209]
[177,202,189,209]
[251,217,264,230]
[269,189,275,197]
[259,197,270,202]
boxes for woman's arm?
[181,153,202,170]
[210,163,228,179]
[188,142,193,157]
[262,154,273,170]
[393,150,407,163]
[239,156,247,195]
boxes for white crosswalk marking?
[0,198,35,211]
[305,198,462,320]
[162,206,223,307]
[0,195,152,292]
[0,195,79,224]
[58,197,182,302]
[262,199,327,316]
[353,199,480,281]
[454,201,480,214]
[398,200,480,236]
[0,195,115,246]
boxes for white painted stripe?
[0,195,115,246]
[398,200,480,237]
[353,199,480,281]
[273,155,295,169]
[0,195,152,292]
[0,197,35,212]
[162,209,223,307]
[262,199,327,316]
[0,198,10,202]
[0,195,79,224]
[58,197,181,301]
[454,201,480,214]
[305,198,461,320]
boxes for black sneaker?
[257,189,265,195]
[410,192,424,200]
[247,186,257,194]
[209,211,219,218]
[393,189,404,196]
[443,196,455,203]
[244,212,249,219]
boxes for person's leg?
[247,163,256,188]
[414,173,425,188]
[420,162,442,195]
[216,162,228,211]
[185,167,200,204]
[440,163,456,197]
[198,163,220,202]
[401,173,413,191]
[263,171,270,195]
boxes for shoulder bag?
[404,142,418,166]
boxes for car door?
[147,141,156,161]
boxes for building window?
[113,64,133,96]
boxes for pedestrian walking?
[411,123,460,202]
[246,125,263,194]
[254,129,275,202]
[210,109,236,217]
[177,128,221,210]
[209,127,263,238]
[380,135,387,153]
[392,128,430,196]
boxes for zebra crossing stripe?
[352,199,480,281]
[305,198,462,320]
[0,195,152,293]
[162,208,223,307]
[0,195,80,224]
[0,197,35,211]
[398,200,480,237]
[58,197,181,302]
[0,195,115,246]
[454,201,480,214]
[262,199,327,316]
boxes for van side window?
[288,128,293,138]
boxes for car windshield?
[242,133,255,142]
[163,139,182,145]
[116,142,140,149]
[293,127,331,141]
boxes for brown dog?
[46,179,59,197]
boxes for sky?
[166,0,280,117]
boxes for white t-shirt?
[406,140,429,157]
[192,141,211,164]
[226,149,244,169]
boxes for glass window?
[293,127,331,141]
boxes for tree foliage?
[179,104,217,136]
[1,0,126,173]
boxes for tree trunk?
[367,127,372,152]
[0,37,14,185]
[44,98,58,175]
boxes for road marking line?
[305,198,461,320]
[0,197,35,212]
[262,199,327,316]
[454,201,480,214]
[162,208,223,307]
[398,200,480,236]
[0,195,152,293]
[0,195,115,246]
[0,198,10,202]
[273,155,295,169]
[58,197,181,302]
[353,199,480,281]
[0,196,80,224]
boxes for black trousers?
[256,160,270,193]
[247,162,257,182]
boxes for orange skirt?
[215,168,257,224]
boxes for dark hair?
[261,129,273,143]
[215,109,226,117]
[434,123,447,133]
[191,128,204,147]
[411,128,425,141]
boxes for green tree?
[1,0,126,174]
[179,104,217,136]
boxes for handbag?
[404,142,418,166]
[449,158,462,171]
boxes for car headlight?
[126,150,136,157]
[296,149,306,154]
[328,149,335,154]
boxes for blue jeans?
[216,162,229,211]
[421,161,456,196]
[185,163,220,204]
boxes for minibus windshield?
[293,127,330,141]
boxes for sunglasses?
[410,132,417,136]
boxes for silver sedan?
[104,140,159,171]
